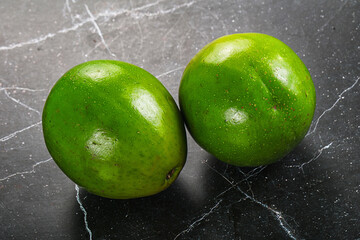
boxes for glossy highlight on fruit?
[179,33,316,167]
[42,60,187,199]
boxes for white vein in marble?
[203,161,297,239]
[0,1,195,52]
[75,184,93,240]
[236,186,297,240]
[306,77,359,137]
[215,166,267,199]
[0,158,52,182]
[84,4,116,57]
[173,199,223,240]
[156,66,185,78]
[0,121,42,142]
[286,142,334,173]
[3,90,41,115]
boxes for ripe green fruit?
[179,33,316,167]
[42,60,187,199]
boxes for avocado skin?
[43,60,187,199]
[179,33,316,166]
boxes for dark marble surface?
[0,0,359,239]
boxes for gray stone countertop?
[0,0,359,239]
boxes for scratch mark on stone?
[130,0,144,56]
[315,0,349,36]
[286,142,333,173]
[0,158,52,182]
[84,4,116,58]
[75,184,93,240]
[135,20,144,55]
[0,121,42,142]
[239,166,267,182]
[215,184,236,199]
[3,89,40,115]
[0,1,193,51]
[84,41,102,58]
[178,28,192,63]
[216,165,267,199]
[128,1,195,19]
[236,186,297,240]
[161,13,185,61]
[195,5,228,35]
[0,86,45,92]
[173,199,222,240]
[245,179,255,198]
[63,0,75,23]
[163,13,184,40]
[204,162,234,185]
[186,20,209,41]
[306,77,359,137]
[156,66,185,78]
[119,38,125,60]
[84,30,122,58]
[64,0,71,14]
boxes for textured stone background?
[0,0,359,239]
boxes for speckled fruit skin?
[179,33,316,167]
[42,60,187,199]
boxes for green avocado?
[179,33,316,166]
[42,60,187,199]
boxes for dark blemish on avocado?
[166,167,177,180]
[91,153,98,160]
